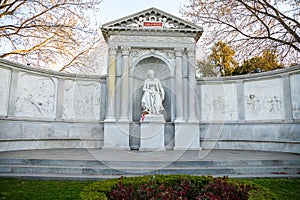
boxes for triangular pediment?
[101,7,203,42]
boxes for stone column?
[174,48,184,122]
[105,46,117,121]
[174,48,200,150]
[103,46,130,150]
[187,48,197,121]
[119,46,131,121]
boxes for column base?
[174,122,200,150]
[139,148,166,151]
[103,121,130,150]
[102,146,130,151]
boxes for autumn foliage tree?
[0,0,103,73]
[209,40,238,76]
[233,49,282,75]
[181,0,300,66]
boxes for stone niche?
[131,56,172,122]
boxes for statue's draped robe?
[141,78,164,115]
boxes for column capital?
[108,46,117,56]
[121,46,131,56]
[174,48,184,57]
[187,48,195,58]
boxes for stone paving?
[0,149,299,162]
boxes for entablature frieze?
[109,35,194,44]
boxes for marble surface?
[62,80,101,120]
[0,68,10,116]
[139,115,165,151]
[290,73,300,119]
[15,72,57,118]
[244,78,284,120]
[201,83,238,121]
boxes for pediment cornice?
[101,7,203,42]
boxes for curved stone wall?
[0,58,299,153]
[198,66,300,153]
[0,59,106,151]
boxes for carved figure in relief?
[141,70,165,115]
[269,96,281,113]
[126,17,144,28]
[162,17,177,28]
[246,94,261,116]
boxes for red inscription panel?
[143,21,162,27]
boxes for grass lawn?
[0,177,299,200]
[0,178,91,200]
[251,178,300,200]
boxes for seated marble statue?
[141,70,165,115]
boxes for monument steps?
[1,158,300,167]
[1,165,300,180]
[1,156,300,179]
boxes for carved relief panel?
[244,79,284,120]
[201,83,238,121]
[62,80,101,120]
[15,72,57,118]
[130,48,175,68]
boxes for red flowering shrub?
[196,177,253,200]
[110,178,192,200]
[80,175,275,200]
[109,176,253,200]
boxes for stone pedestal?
[103,120,130,150]
[139,114,166,151]
[174,122,200,150]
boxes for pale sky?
[99,0,187,24]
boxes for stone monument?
[0,7,299,154]
[101,7,203,151]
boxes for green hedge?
[80,175,275,200]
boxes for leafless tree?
[0,0,103,73]
[181,0,300,66]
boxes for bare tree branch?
[181,0,300,65]
[0,0,103,73]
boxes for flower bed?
[80,175,275,200]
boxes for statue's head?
[148,70,155,79]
